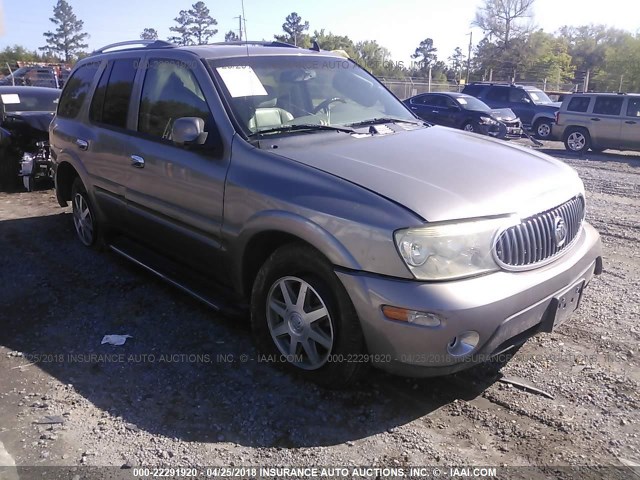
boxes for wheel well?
[241,231,315,297]
[563,125,589,140]
[56,162,79,204]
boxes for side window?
[89,58,138,129]
[463,85,482,97]
[509,88,529,103]
[593,97,623,116]
[421,95,439,106]
[138,59,211,140]
[57,63,99,118]
[567,96,591,113]
[626,98,640,117]
[486,87,509,102]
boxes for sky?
[0,0,639,65]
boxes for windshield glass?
[208,55,416,136]
[526,88,554,105]
[1,90,60,112]
[455,95,491,111]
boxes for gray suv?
[553,93,640,154]
[50,40,602,386]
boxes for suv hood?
[488,108,518,122]
[269,126,583,222]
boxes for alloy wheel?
[73,192,94,246]
[266,276,334,370]
[567,132,586,151]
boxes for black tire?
[0,147,20,191]
[563,127,591,154]
[71,177,100,248]
[590,147,606,153]
[533,119,553,139]
[462,121,475,133]
[250,243,366,388]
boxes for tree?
[40,0,89,62]
[168,1,218,46]
[224,30,239,42]
[447,47,466,82]
[474,0,535,50]
[140,28,158,41]
[275,12,309,47]
[412,38,438,69]
[312,30,356,57]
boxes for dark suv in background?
[462,82,560,139]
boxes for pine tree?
[140,28,159,41]
[168,2,218,46]
[40,0,89,62]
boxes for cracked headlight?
[394,216,519,280]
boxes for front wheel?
[564,127,591,154]
[462,122,475,133]
[534,119,553,139]
[250,244,365,387]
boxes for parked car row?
[0,65,72,89]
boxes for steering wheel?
[313,97,346,114]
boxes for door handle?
[432,110,439,114]
[590,118,601,121]
[75,138,88,150]
[411,107,417,110]
[130,155,145,168]
[625,120,637,124]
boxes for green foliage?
[140,28,159,41]
[40,0,89,62]
[275,12,310,47]
[169,1,218,46]
[224,31,240,42]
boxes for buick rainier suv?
[50,40,602,386]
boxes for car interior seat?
[248,86,294,131]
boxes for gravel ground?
[0,141,638,479]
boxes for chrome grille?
[495,196,585,268]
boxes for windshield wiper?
[249,124,355,137]
[346,117,425,128]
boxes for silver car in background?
[50,40,602,387]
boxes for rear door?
[590,96,624,149]
[123,55,231,279]
[620,97,640,151]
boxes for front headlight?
[394,216,519,280]
[479,116,499,125]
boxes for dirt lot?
[1,141,639,479]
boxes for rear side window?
[626,98,640,117]
[593,97,623,116]
[138,59,211,140]
[90,58,139,128]
[486,87,509,102]
[57,63,99,118]
[567,96,591,112]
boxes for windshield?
[526,88,554,105]
[1,90,60,113]
[208,55,416,136]
[455,95,491,112]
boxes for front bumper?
[336,222,602,377]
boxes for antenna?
[240,0,249,56]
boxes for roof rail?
[91,40,176,55]
[209,41,299,49]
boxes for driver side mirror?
[171,117,208,146]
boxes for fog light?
[382,306,442,327]
[447,331,480,357]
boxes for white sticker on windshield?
[1,94,21,104]
[216,66,268,98]
[456,98,468,105]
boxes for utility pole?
[233,16,243,40]
[619,74,624,92]
[465,31,472,85]
[584,70,590,92]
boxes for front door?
[124,57,230,280]
[621,97,640,151]
[590,96,623,149]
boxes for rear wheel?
[250,244,365,388]
[534,119,552,139]
[564,127,591,154]
[71,177,100,248]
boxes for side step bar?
[108,237,248,318]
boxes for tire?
[0,147,20,191]
[250,244,366,388]
[563,127,591,154]
[462,122,475,133]
[534,119,552,139]
[590,147,606,153]
[71,177,100,248]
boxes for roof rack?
[209,41,299,49]
[91,40,176,55]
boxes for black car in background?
[462,82,560,139]
[0,86,59,190]
[404,92,522,139]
